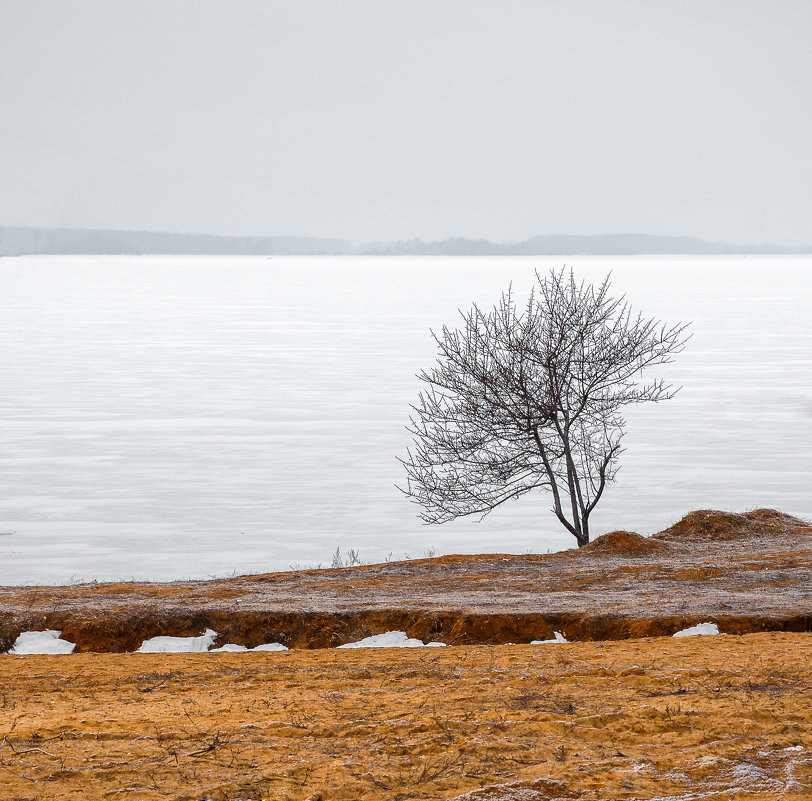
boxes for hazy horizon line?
[1,224,810,256]
[4,222,811,248]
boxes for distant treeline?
[1,226,809,257]
[0,227,351,256]
[360,233,811,256]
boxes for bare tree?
[400,268,689,546]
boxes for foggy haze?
[1,1,811,246]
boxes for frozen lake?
[1,254,810,584]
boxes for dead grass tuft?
[581,531,672,557]
[654,509,811,542]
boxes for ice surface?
[251,642,288,651]
[531,631,569,644]
[137,628,218,653]
[672,622,720,637]
[337,631,443,648]
[9,629,76,654]
[1,255,810,584]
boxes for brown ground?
[1,509,810,652]
[1,633,810,801]
[1,509,811,800]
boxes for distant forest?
[1,226,809,257]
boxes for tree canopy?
[400,268,690,546]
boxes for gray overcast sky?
[1,1,810,245]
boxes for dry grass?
[0,632,810,800]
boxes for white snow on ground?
[673,622,720,637]
[211,642,289,652]
[9,630,76,655]
[137,630,290,653]
[137,628,218,653]
[531,631,568,644]
[338,630,447,648]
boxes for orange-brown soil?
[1,633,810,801]
[0,509,810,652]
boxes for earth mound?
[581,530,671,557]
[654,508,812,542]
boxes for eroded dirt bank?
[1,509,810,652]
[0,632,810,801]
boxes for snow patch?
[137,628,218,653]
[211,642,289,653]
[673,622,720,637]
[531,631,568,644]
[8,629,76,655]
[337,630,445,649]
